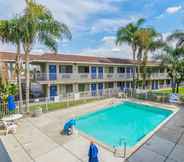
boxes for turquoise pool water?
[76,101,173,148]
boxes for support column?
[46,63,49,80]
[73,84,78,93]
[114,82,117,89]
[57,84,60,96]
[47,84,50,98]
[56,64,60,80]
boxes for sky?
[0,0,184,59]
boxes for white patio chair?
[2,121,17,135]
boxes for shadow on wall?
[0,139,12,162]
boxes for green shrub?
[180,95,184,103]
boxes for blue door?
[126,82,130,89]
[155,81,159,89]
[49,65,57,80]
[50,85,57,97]
[120,82,125,91]
[152,81,155,89]
[126,67,131,73]
[91,83,97,96]
[91,67,97,79]
[98,83,103,96]
[98,67,103,79]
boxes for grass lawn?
[154,87,184,95]
[29,98,102,112]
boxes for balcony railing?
[34,72,169,82]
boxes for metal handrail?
[113,138,127,159]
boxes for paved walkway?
[0,99,184,162]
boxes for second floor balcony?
[34,72,169,83]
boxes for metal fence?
[1,87,183,119]
[0,103,20,119]
[0,88,123,119]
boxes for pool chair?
[169,93,180,103]
[2,121,17,135]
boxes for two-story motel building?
[0,52,171,99]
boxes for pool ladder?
[113,138,127,159]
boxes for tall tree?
[135,27,164,89]
[0,17,24,112]
[116,18,145,93]
[167,30,184,48]
[167,31,184,93]
[175,60,184,93]
[155,45,184,93]
[21,0,71,112]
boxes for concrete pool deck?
[0,98,184,162]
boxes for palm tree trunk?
[176,82,180,94]
[16,43,23,113]
[25,49,30,113]
[136,63,141,89]
[171,77,176,93]
[132,47,136,96]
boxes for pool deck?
[0,98,184,162]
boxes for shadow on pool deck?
[0,139,12,162]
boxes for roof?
[0,52,160,66]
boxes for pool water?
[76,101,173,148]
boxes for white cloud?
[80,36,132,59]
[39,0,118,32]
[0,43,16,52]
[166,5,182,14]
[91,16,140,33]
[0,0,118,52]
[0,0,117,31]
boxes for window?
[66,84,73,93]
[78,66,89,73]
[160,68,165,73]
[78,84,85,92]
[59,65,73,73]
[117,67,125,73]
[126,67,133,73]
[108,67,114,73]
[166,80,170,85]
[117,82,125,87]
[105,82,114,89]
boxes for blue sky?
[0,0,184,59]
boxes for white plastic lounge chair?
[169,93,180,103]
[2,121,17,135]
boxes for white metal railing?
[34,72,169,82]
[150,73,168,79]
[1,84,177,118]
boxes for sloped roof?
[0,52,160,66]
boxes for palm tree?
[155,45,184,93]
[116,18,145,94]
[135,27,164,89]
[21,0,72,112]
[166,31,184,93]
[167,30,184,48]
[0,17,24,112]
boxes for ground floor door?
[98,83,103,96]
[50,85,57,97]
[118,82,125,91]
[91,83,97,96]
[152,80,159,89]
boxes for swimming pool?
[76,101,173,149]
